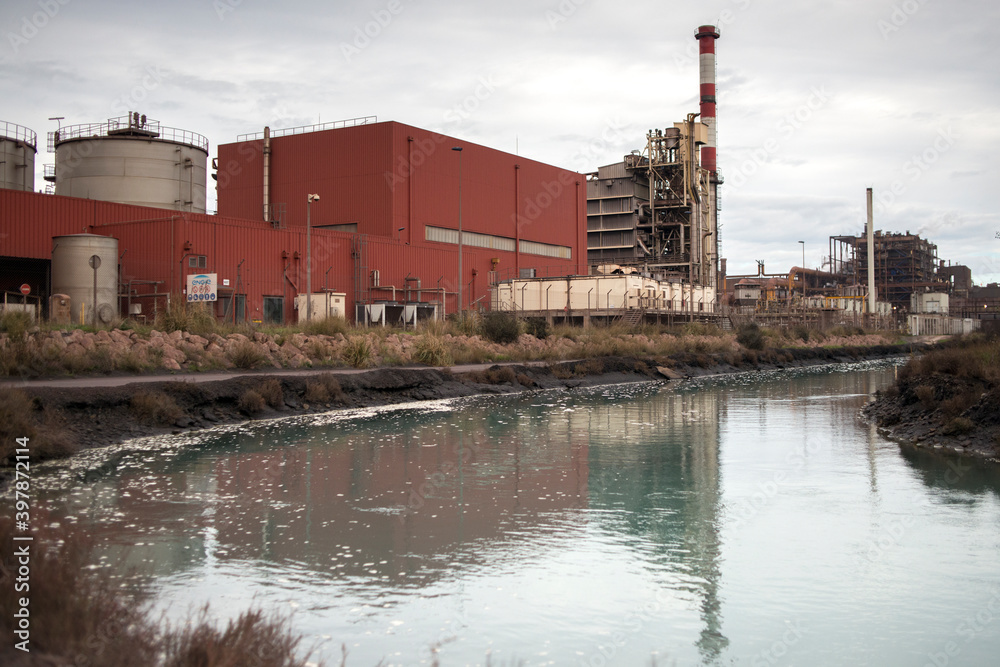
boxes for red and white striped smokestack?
[695,24,720,174]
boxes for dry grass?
[258,378,285,409]
[342,337,373,368]
[227,341,268,369]
[0,517,321,666]
[130,390,184,426]
[303,374,344,404]
[414,336,453,367]
[237,389,267,415]
[0,387,76,464]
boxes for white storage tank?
[51,234,119,326]
[0,121,36,191]
[50,113,208,213]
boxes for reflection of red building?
[203,419,590,578]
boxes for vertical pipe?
[263,127,271,222]
[867,188,876,314]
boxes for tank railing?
[43,164,56,181]
[237,116,378,142]
[49,116,209,152]
[0,121,37,150]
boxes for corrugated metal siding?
[215,139,265,220]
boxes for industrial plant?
[0,25,994,335]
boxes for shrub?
[736,324,766,351]
[227,341,268,369]
[0,518,318,667]
[237,389,266,415]
[914,384,937,411]
[130,391,184,425]
[414,336,453,366]
[303,374,343,404]
[941,417,975,436]
[515,372,536,387]
[0,387,76,464]
[301,317,350,336]
[258,378,284,408]
[342,336,373,368]
[155,297,217,336]
[0,310,33,337]
[480,311,520,345]
[525,318,549,340]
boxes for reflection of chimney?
[695,25,720,174]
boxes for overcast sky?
[3,0,998,282]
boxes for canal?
[31,360,1000,665]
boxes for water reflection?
[29,361,1000,666]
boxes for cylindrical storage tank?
[0,121,37,191]
[52,234,119,326]
[52,113,208,213]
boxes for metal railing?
[43,164,56,181]
[237,116,378,142]
[48,115,209,152]
[0,121,37,150]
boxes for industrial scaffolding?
[829,231,947,311]
[585,116,717,288]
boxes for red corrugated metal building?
[1,120,586,324]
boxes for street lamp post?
[306,194,321,322]
[452,146,463,315]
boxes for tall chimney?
[867,188,876,314]
[695,25,720,174]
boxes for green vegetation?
[479,311,521,344]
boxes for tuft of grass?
[524,318,549,340]
[160,606,310,667]
[0,387,75,464]
[0,518,321,667]
[414,336,453,367]
[227,341,268,369]
[130,391,184,425]
[941,417,975,436]
[0,310,33,337]
[342,337,373,368]
[303,374,344,404]
[155,297,218,336]
[258,378,284,409]
[237,389,266,415]
[301,317,350,336]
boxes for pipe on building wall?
[263,126,271,222]
[514,164,520,274]
[407,136,414,245]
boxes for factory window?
[425,226,515,252]
[519,240,572,259]
[188,255,207,268]
[316,223,358,233]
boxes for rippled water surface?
[32,361,1000,665]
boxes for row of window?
[424,226,571,259]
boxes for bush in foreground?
[479,311,520,345]
[0,518,319,666]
